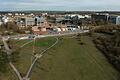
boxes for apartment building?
[16,16,45,29]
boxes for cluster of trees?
[0,40,20,74]
[0,22,19,35]
[92,19,108,26]
[0,41,9,74]
[1,22,18,30]
[94,24,120,34]
[0,22,30,35]
[47,15,83,26]
[47,16,56,23]
[7,39,20,63]
[93,31,120,72]
[0,48,9,73]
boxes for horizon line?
[0,10,120,12]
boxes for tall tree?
[0,50,8,73]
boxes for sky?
[0,0,120,11]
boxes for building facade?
[107,15,120,25]
[17,16,45,29]
[91,13,109,24]
[92,13,120,25]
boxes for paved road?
[39,30,89,38]
[4,30,89,40]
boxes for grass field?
[12,37,56,76]
[12,38,56,47]
[28,38,56,47]
[3,36,119,80]
[29,36,119,80]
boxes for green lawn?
[8,39,32,50]
[4,36,119,80]
[12,39,32,47]
[13,37,56,76]
[30,36,119,80]
[28,38,56,47]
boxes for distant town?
[0,11,120,36]
[0,11,120,80]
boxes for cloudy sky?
[0,0,119,11]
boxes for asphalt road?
[3,30,89,40]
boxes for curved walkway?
[2,36,59,80]
[25,37,59,80]
[20,40,33,48]
[2,37,23,80]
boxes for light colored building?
[61,28,66,31]
[2,16,8,24]
[21,17,34,27]
[17,16,45,28]
[65,14,91,19]
[35,17,45,26]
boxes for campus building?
[108,16,120,25]
[91,13,120,25]
[91,13,109,24]
[16,16,45,29]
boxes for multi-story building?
[16,16,45,29]
[35,17,45,26]
[2,16,9,24]
[17,17,35,29]
[91,13,109,24]
[108,16,120,25]
[91,13,120,25]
